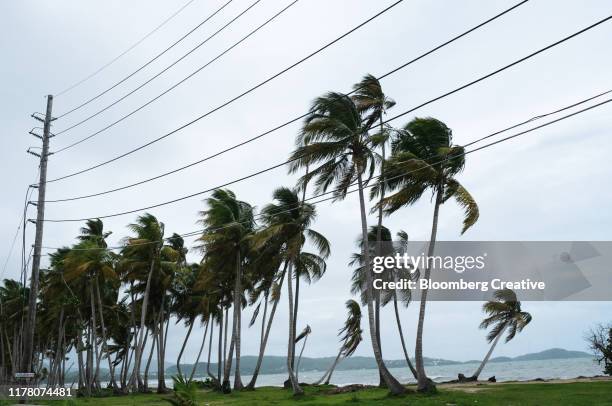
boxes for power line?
[37,94,612,223]
[1,170,38,287]
[44,0,529,199]
[55,0,233,107]
[383,16,612,124]
[43,9,609,190]
[54,0,267,135]
[46,8,609,185]
[3,188,34,279]
[46,0,407,180]
[38,95,612,250]
[43,87,610,203]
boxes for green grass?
[12,381,612,406]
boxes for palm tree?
[63,234,117,393]
[75,219,119,389]
[120,213,176,393]
[469,289,532,380]
[197,189,255,392]
[289,93,405,394]
[0,279,29,381]
[172,264,199,379]
[350,226,418,380]
[77,219,112,247]
[314,299,362,385]
[353,75,395,387]
[255,186,330,395]
[378,117,479,392]
[244,233,286,389]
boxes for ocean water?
[120,357,602,389]
[206,357,603,387]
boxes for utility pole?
[21,95,54,375]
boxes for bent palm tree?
[294,325,311,381]
[470,289,532,380]
[289,92,405,394]
[197,189,255,392]
[255,187,330,395]
[120,213,174,392]
[352,74,395,387]
[350,226,418,380]
[378,117,479,392]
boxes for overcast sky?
[1,0,611,366]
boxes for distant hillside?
[167,348,591,377]
[495,348,592,362]
[60,348,592,382]
[166,355,459,377]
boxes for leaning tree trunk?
[89,279,100,392]
[291,271,300,374]
[295,330,309,382]
[286,261,303,395]
[472,325,507,380]
[217,315,223,384]
[189,319,209,383]
[247,268,287,389]
[233,251,243,390]
[177,318,195,378]
[324,352,343,385]
[222,325,235,393]
[375,138,387,388]
[356,172,405,394]
[132,256,156,392]
[143,328,155,391]
[392,287,418,380]
[314,349,342,385]
[206,319,220,386]
[415,185,443,393]
[157,296,168,393]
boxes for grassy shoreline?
[15,376,612,405]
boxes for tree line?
[0,74,533,396]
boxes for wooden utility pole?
[21,95,53,374]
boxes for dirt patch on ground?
[437,375,612,393]
[327,384,377,394]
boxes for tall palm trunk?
[376,131,387,388]
[233,250,243,390]
[356,172,405,394]
[157,297,168,393]
[392,289,417,379]
[472,324,507,380]
[291,164,309,375]
[206,319,219,386]
[51,307,64,386]
[285,261,303,395]
[291,275,300,372]
[247,268,287,389]
[223,307,228,373]
[133,255,156,392]
[189,319,209,383]
[89,279,99,392]
[217,317,223,384]
[176,318,195,378]
[144,328,155,390]
[85,324,93,394]
[415,186,443,392]
[222,322,235,392]
[95,279,117,390]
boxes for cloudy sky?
[1,0,611,366]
